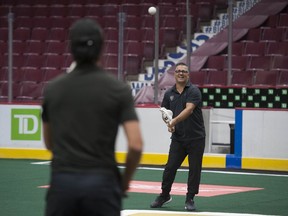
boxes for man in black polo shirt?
[150,62,205,211]
[42,19,143,216]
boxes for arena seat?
[242,42,266,56]
[277,70,288,87]
[261,28,285,42]
[189,71,207,87]
[30,28,49,41]
[16,82,43,101]
[253,70,277,87]
[22,68,45,83]
[231,70,254,87]
[248,56,273,71]
[25,41,46,54]
[205,70,227,86]
[278,13,288,28]
[202,55,226,71]
[266,42,288,56]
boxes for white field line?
[30,162,288,177]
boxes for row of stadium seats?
[0,26,181,48]
[0,15,188,29]
[240,27,288,42]
[0,0,224,6]
[201,56,288,72]
[0,68,62,84]
[0,54,72,70]
[222,41,288,57]
[0,3,217,24]
[0,82,45,101]
[2,69,287,102]
[190,70,288,88]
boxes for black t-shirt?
[42,64,138,172]
[161,82,205,141]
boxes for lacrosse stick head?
[159,107,173,124]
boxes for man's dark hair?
[69,18,103,64]
[175,62,188,67]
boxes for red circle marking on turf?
[38,180,263,197]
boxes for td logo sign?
[11,109,42,141]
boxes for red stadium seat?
[33,17,52,28]
[14,17,33,28]
[13,5,33,17]
[231,42,245,56]
[25,41,46,54]
[49,5,68,17]
[141,27,155,43]
[205,70,227,86]
[122,4,141,17]
[25,54,46,68]
[264,15,279,28]
[124,54,141,75]
[243,28,262,42]
[160,27,179,48]
[13,41,27,54]
[278,14,288,28]
[253,70,277,87]
[242,42,266,56]
[46,41,67,54]
[30,28,49,41]
[43,68,62,82]
[0,27,8,42]
[22,68,45,83]
[102,16,118,28]
[16,82,43,101]
[0,82,22,101]
[277,70,288,87]
[33,6,50,17]
[47,28,67,41]
[266,42,288,56]
[13,68,26,83]
[228,56,249,71]
[142,41,154,61]
[189,71,207,87]
[101,4,119,16]
[103,54,118,69]
[272,56,288,71]
[103,28,118,41]
[125,16,142,29]
[44,54,66,69]
[231,70,254,87]
[68,5,86,18]
[261,28,285,42]
[124,41,143,56]
[103,41,118,55]
[124,28,142,42]
[202,55,226,71]
[13,28,31,41]
[248,56,273,71]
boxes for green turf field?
[0,159,287,216]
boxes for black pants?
[161,138,205,199]
[45,170,122,216]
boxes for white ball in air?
[148,6,157,15]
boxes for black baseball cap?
[69,18,104,64]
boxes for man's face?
[174,65,189,84]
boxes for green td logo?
[11,109,42,140]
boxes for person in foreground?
[42,18,143,216]
[150,62,206,211]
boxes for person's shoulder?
[165,85,174,93]
[45,72,67,89]
[188,82,200,90]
